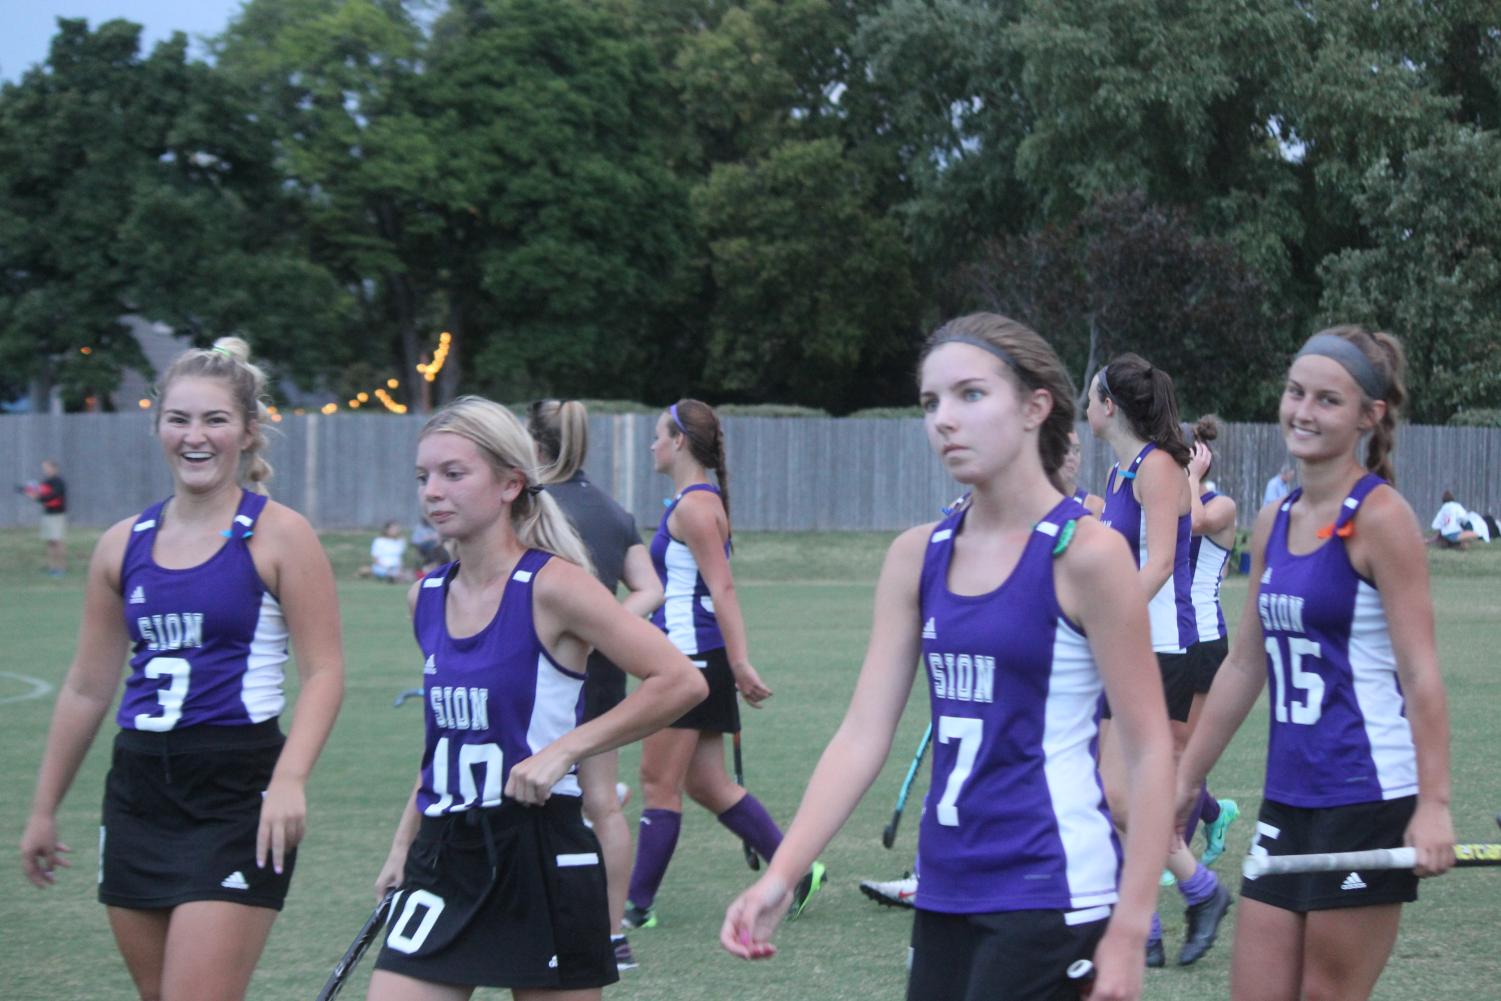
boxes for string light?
[80,346,92,355]
[138,398,151,409]
[315,329,447,413]
[416,331,452,383]
[374,388,407,414]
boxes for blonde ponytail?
[156,335,275,493]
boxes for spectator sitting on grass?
[1429,491,1479,549]
[358,520,410,580]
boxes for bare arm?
[1350,488,1453,877]
[673,492,771,704]
[1133,450,1186,600]
[252,504,346,874]
[507,561,706,804]
[21,521,132,887]
[721,525,929,959]
[1176,505,1279,822]
[374,778,424,900]
[1057,521,1173,1001]
[617,543,664,619]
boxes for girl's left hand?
[720,872,792,959]
[1406,799,1456,877]
[505,746,573,805]
[1086,923,1147,1001]
[731,661,773,707]
[257,777,307,875]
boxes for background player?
[19,457,68,574]
[530,397,664,970]
[20,337,346,1001]
[1182,415,1240,865]
[623,399,823,931]
[367,396,704,1001]
[1175,327,1455,1001]
[1086,354,1231,966]
[722,313,1174,1001]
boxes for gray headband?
[1295,333,1388,399]
[930,335,1023,380]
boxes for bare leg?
[158,900,277,1001]
[513,989,600,1001]
[638,728,698,811]
[1300,905,1402,1001]
[1230,898,1304,1001]
[367,970,473,1001]
[683,732,746,816]
[578,750,630,934]
[107,906,170,1001]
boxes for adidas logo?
[221,871,250,890]
[423,655,437,675]
[1340,871,1366,891]
[922,618,937,640]
[129,586,147,605]
[1261,567,1273,584]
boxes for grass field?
[2,527,1499,1000]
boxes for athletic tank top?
[649,484,728,656]
[915,497,1120,916]
[1259,474,1416,807]
[1188,491,1231,642]
[412,550,585,816]
[117,491,288,730]
[1101,443,1197,653]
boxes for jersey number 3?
[134,656,191,731]
[936,715,983,827]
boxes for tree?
[1319,126,1501,423]
[968,192,1282,419]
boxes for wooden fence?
[2,413,1497,534]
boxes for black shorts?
[373,797,617,990]
[908,907,1109,1001]
[1241,796,1419,912]
[99,719,294,911]
[1186,636,1229,694]
[582,650,627,723]
[669,646,740,734]
[1099,651,1194,724]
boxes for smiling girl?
[366,397,703,1001]
[721,314,1173,1001]
[1175,326,1455,1001]
[20,337,346,1001]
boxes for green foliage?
[715,403,830,418]
[1449,408,1501,428]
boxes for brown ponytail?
[668,398,733,536]
[1096,353,1191,466]
[1308,325,1407,484]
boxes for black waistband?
[417,795,582,838]
[114,717,283,753]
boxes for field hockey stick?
[1243,842,1501,879]
[732,731,759,870]
[882,722,933,849]
[314,890,396,1001]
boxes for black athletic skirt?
[582,650,628,723]
[1241,796,1419,912]
[98,718,294,911]
[669,647,740,733]
[373,796,617,990]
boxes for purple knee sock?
[1184,784,1211,845]
[1178,863,1219,906]
[626,808,681,909]
[1200,786,1221,825]
[717,794,783,862]
[1149,910,1162,943]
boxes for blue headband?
[669,402,683,430]
[1295,333,1389,400]
[930,335,1023,379]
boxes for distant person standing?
[20,459,68,575]
[1262,466,1294,507]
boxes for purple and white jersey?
[1259,474,1416,807]
[413,551,585,816]
[1101,443,1198,653]
[649,484,727,656]
[117,492,288,731]
[915,498,1120,917]
[1188,491,1231,642]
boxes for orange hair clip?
[1315,522,1356,540]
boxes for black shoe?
[1146,938,1165,968]
[621,902,657,930]
[1178,882,1232,965]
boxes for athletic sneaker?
[612,935,638,971]
[787,861,826,920]
[1178,882,1232,966]
[1146,938,1165,969]
[615,782,632,808]
[622,902,657,930]
[1159,869,1177,887]
[1200,798,1241,866]
[858,872,918,909]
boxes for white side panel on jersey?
[1041,620,1118,909]
[526,653,583,797]
[1190,540,1230,639]
[662,538,701,655]
[1348,581,1417,799]
[241,591,289,722]
[1139,522,1184,653]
